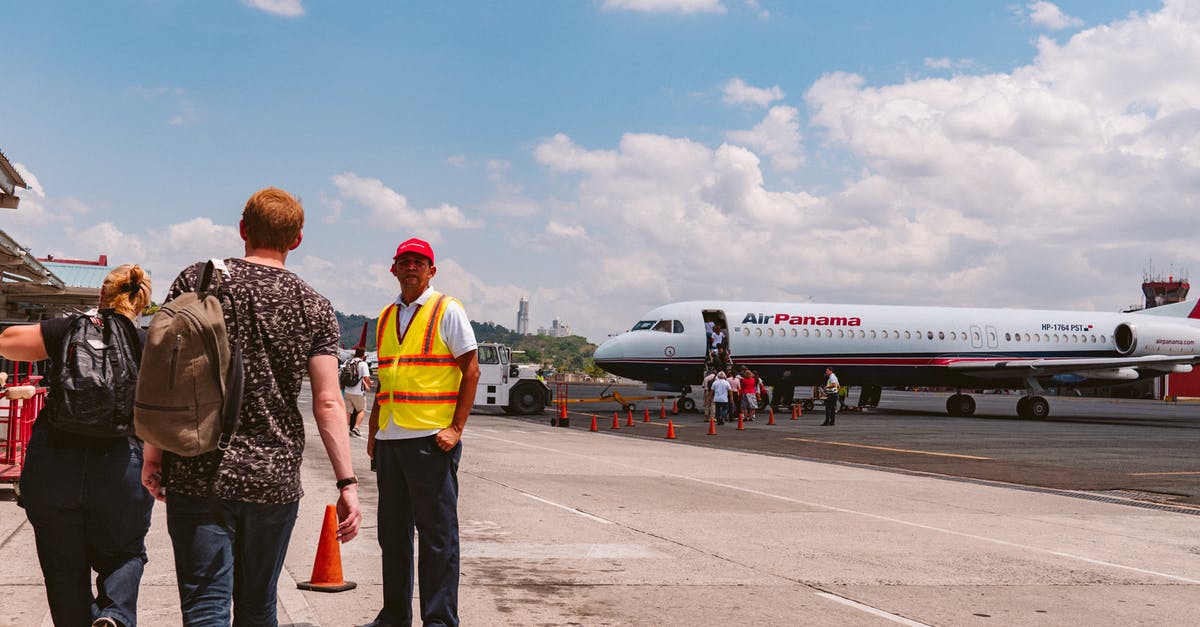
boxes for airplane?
[592,298,1200,418]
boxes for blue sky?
[4,0,1192,343]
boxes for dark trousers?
[19,420,154,627]
[375,436,462,627]
[824,396,838,424]
[166,493,299,627]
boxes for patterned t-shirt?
[162,258,340,504]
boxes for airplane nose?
[594,336,624,361]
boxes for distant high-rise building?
[537,318,571,338]
[517,297,530,335]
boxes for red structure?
[1138,270,1200,399]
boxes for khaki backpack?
[135,259,243,456]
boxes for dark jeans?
[824,396,838,424]
[375,435,461,627]
[715,400,730,423]
[19,420,154,627]
[166,492,299,627]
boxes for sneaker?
[350,428,362,438]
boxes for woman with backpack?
[0,264,153,627]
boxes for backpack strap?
[198,258,230,296]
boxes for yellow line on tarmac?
[1128,471,1200,476]
[783,438,992,460]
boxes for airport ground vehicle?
[340,342,551,414]
[471,343,552,414]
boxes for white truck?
[341,342,550,414]
[473,342,552,414]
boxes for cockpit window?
[632,320,656,331]
[673,320,684,333]
[652,320,673,332]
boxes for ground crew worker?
[822,366,839,426]
[366,237,480,627]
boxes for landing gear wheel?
[802,400,814,411]
[1027,396,1049,418]
[679,397,696,413]
[1016,396,1030,417]
[946,394,976,417]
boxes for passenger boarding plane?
[593,298,1200,418]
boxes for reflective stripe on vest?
[375,292,463,431]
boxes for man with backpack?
[139,187,361,625]
[342,347,373,437]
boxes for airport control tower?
[1139,268,1200,398]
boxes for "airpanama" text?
[742,313,862,326]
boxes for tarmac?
[2,388,1199,625]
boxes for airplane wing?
[945,354,1198,381]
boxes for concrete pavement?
[2,398,1198,625]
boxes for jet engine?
[1113,322,1200,357]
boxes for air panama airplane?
[592,298,1200,418]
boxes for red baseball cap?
[392,238,435,265]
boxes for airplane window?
[1090,335,1096,343]
[755,328,762,336]
[673,320,685,333]
[1100,335,1106,343]
[743,328,750,336]
[973,331,981,342]
[652,320,672,332]
[1014,333,1020,342]
[1005,332,1011,342]
[904,331,911,339]
[802,329,809,337]
[870,330,877,339]
[791,329,797,337]
[767,328,774,337]
[632,320,656,331]
[1053,334,1059,343]
[838,330,845,338]
[925,331,933,340]
[858,330,865,339]
[1071,334,1077,343]
[961,331,967,341]
[1033,334,1039,343]
[825,329,832,338]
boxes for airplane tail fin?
[1139,298,1200,320]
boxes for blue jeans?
[19,420,154,627]
[715,400,730,423]
[375,436,461,627]
[166,493,298,627]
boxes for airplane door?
[985,325,999,349]
[969,325,984,349]
[702,309,729,355]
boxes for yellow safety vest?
[374,291,463,431]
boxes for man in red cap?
[366,238,479,627]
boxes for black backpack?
[45,310,142,437]
[339,358,362,388]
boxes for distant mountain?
[335,311,599,374]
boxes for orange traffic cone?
[666,420,676,439]
[297,505,357,592]
[590,414,598,432]
[661,399,666,418]
[612,412,620,429]
[737,412,745,430]
[707,417,717,435]
[791,404,798,420]
[672,399,679,415]
[767,406,776,425]
[627,410,635,427]
[644,408,651,423]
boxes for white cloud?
[725,105,805,171]
[722,77,784,107]
[241,0,305,18]
[330,172,483,235]
[1026,1,1084,30]
[602,0,725,15]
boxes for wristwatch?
[336,476,358,490]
